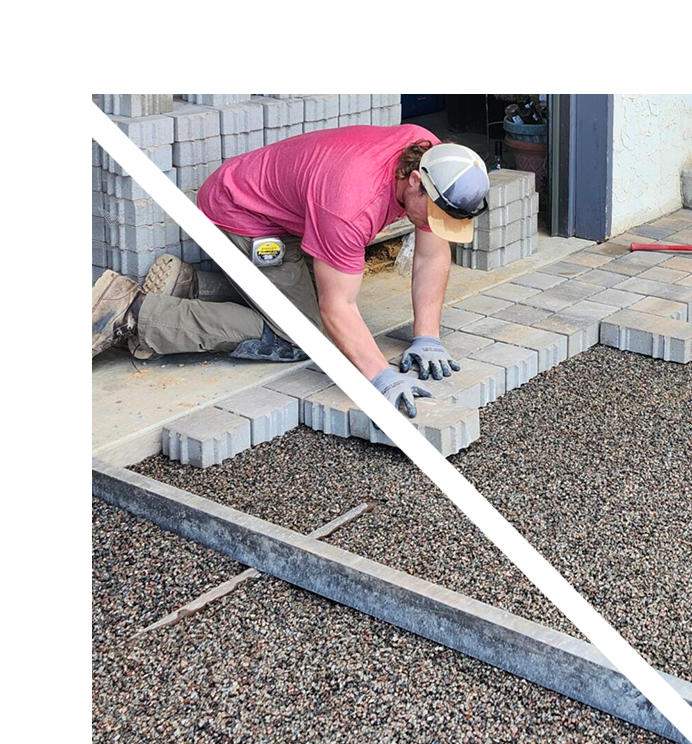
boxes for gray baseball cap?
[420,143,490,242]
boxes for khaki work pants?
[137,230,323,355]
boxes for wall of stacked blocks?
[91,94,402,285]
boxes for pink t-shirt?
[198,124,440,274]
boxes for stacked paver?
[453,170,539,271]
[93,94,402,283]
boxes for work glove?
[370,368,433,419]
[400,336,461,381]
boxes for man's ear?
[409,170,422,189]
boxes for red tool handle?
[630,243,692,252]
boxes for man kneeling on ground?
[92,124,489,419]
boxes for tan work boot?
[128,255,199,360]
[92,270,144,359]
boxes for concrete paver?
[483,283,542,303]
[512,272,568,291]
[453,295,515,316]
[600,310,692,364]
[492,304,554,326]
[587,288,646,309]
[162,407,251,468]
[215,388,299,445]
[441,330,496,359]
[264,368,333,423]
[303,385,353,438]
[539,261,591,279]
[629,296,688,322]
[533,314,601,358]
[521,280,601,313]
[462,317,568,372]
[613,276,692,312]
[576,269,628,287]
[469,342,539,391]
[638,266,689,284]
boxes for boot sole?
[143,255,182,295]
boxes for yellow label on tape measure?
[257,241,281,258]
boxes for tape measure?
[252,237,285,267]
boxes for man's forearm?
[411,240,451,337]
[320,300,389,380]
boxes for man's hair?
[395,139,435,190]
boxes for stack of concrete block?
[302,94,339,132]
[251,96,304,144]
[93,109,179,282]
[370,94,402,127]
[96,94,173,117]
[93,93,402,284]
[218,100,264,158]
[181,94,251,106]
[453,170,539,271]
[339,94,372,126]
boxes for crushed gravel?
[92,498,244,647]
[132,346,691,684]
[132,432,565,640]
[455,344,691,681]
[92,498,665,743]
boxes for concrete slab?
[93,460,692,744]
[587,288,646,309]
[162,407,251,468]
[469,343,539,391]
[215,388,299,445]
[600,309,692,363]
[559,300,621,322]
[462,318,568,372]
[92,349,302,465]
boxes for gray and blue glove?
[400,335,461,381]
[371,368,433,419]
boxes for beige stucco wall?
[610,94,692,237]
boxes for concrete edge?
[92,459,691,743]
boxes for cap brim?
[427,198,474,243]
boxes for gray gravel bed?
[92,498,244,648]
[454,345,691,681]
[131,429,371,534]
[133,433,569,650]
[133,346,691,683]
[92,504,664,742]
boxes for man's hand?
[400,336,461,381]
[371,368,433,418]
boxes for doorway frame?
[549,94,613,242]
